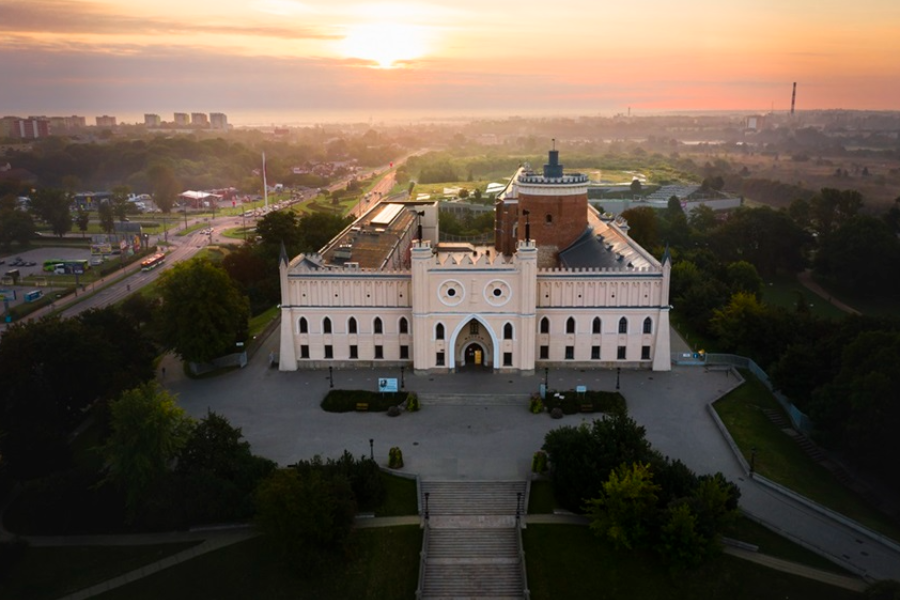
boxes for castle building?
[279,149,671,374]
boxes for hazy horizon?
[2,0,899,119]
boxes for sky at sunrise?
[2,0,899,123]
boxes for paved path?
[160,323,900,582]
[797,270,860,315]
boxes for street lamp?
[400,366,405,389]
[750,447,757,477]
[544,367,549,390]
[329,366,334,388]
[369,438,374,460]
[616,367,621,390]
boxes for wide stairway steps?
[417,392,529,407]
[419,481,527,600]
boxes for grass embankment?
[760,275,847,319]
[0,543,199,600]
[91,527,422,600]
[526,479,852,574]
[714,371,900,542]
[523,524,860,600]
[376,471,418,517]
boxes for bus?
[43,259,90,273]
[141,252,166,271]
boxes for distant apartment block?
[48,115,86,130]
[210,112,229,130]
[144,114,162,128]
[1,116,51,139]
[173,112,190,126]
[95,115,117,128]
[191,112,209,126]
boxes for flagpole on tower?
[262,151,268,210]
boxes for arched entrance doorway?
[463,343,485,368]
[451,316,496,371]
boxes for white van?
[53,264,66,274]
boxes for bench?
[355,403,369,412]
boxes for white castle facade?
[279,150,671,374]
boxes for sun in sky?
[339,22,430,69]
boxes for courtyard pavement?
[162,325,900,582]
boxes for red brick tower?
[494,147,589,265]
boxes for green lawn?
[523,524,861,600]
[527,479,558,514]
[92,527,422,600]
[0,542,199,600]
[809,276,900,318]
[248,305,279,339]
[761,275,847,319]
[376,472,419,517]
[724,516,854,575]
[714,372,900,542]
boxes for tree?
[584,462,660,550]
[297,212,353,253]
[710,206,809,277]
[725,261,763,299]
[813,215,900,294]
[74,208,90,237]
[111,185,131,223]
[148,164,179,214]
[97,202,115,234]
[620,206,659,249]
[687,204,717,233]
[0,209,35,250]
[30,188,72,237]
[255,211,300,253]
[101,382,193,514]
[157,258,250,363]
[630,179,642,194]
[254,468,356,565]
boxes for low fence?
[189,351,248,375]
[674,352,813,434]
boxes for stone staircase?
[419,481,528,600]
[417,393,529,407]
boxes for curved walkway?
[797,270,860,315]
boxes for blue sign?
[539,383,546,400]
[378,378,398,393]
[576,385,587,394]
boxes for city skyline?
[2,0,899,123]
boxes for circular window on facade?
[484,280,511,306]
[439,280,464,306]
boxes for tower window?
[546,214,553,224]
[504,323,514,340]
[592,317,601,334]
[470,321,479,335]
[618,317,628,334]
[436,323,445,340]
[540,317,550,334]
[299,317,308,334]
[323,317,332,334]
[399,317,409,334]
[643,317,652,334]
[566,317,575,334]
[374,317,383,334]
[348,317,357,334]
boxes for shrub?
[529,394,544,414]
[532,450,548,473]
[405,392,420,412]
[321,390,408,412]
[387,405,401,417]
[542,390,626,416]
[0,537,29,580]
[388,447,404,469]
[550,407,564,419]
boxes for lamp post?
[329,366,334,388]
[425,492,430,521]
[369,438,374,461]
[750,447,757,477]
[544,367,549,390]
[400,365,405,389]
[616,367,621,390]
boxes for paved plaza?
[162,325,900,582]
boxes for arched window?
[566,317,576,334]
[374,317,383,334]
[299,317,308,334]
[436,322,445,340]
[540,317,550,334]
[348,317,357,334]
[618,317,628,334]
[399,317,409,334]
[643,317,652,334]
[592,317,602,334]
[323,317,332,334]
[504,323,514,340]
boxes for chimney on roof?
[543,139,563,178]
